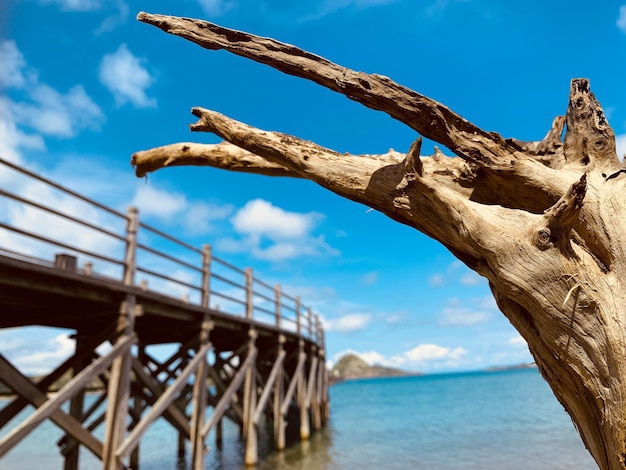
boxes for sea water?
[0,368,598,469]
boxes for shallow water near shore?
[1,368,597,469]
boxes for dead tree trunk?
[132,12,626,470]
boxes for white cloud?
[0,98,45,165]
[12,333,76,375]
[400,343,467,363]
[232,199,321,239]
[615,134,626,160]
[330,343,469,372]
[617,5,626,33]
[439,297,492,326]
[324,313,372,333]
[0,41,27,88]
[132,185,186,219]
[220,199,337,261]
[99,44,156,108]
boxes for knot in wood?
[535,228,553,250]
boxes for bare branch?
[131,142,296,178]
[535,173,587,255]
[137,12,520,168]
[507,116,565,169]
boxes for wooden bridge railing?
[0,157,324,347]
[0,157,330,470]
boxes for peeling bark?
[134,12,626,470]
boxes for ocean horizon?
[1,368,598,469]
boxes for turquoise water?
[1,368,598,469]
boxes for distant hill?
[330,353,417,382]
[483,363,537,372]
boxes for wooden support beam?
[280,350,306,417]
[273,337,286,450]
[0,323,115,427]
[0,355,103,459]
[201,348,257,439]
[298,346,310,441]
[244,364,257,466]
[64,335,89,470]
[191,315,213,470]
[0,334,134,458]
[116,341,212,461]
[312,355,323,431]
[242,330,258,465]
[102,301,137,470]
[130,358,190,434]
[305,355,318,408]
[207,362,243,422]
[252,349,286,426]
[129,345,147,470]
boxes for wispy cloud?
[0,41,28,89]
[99,44,156,108]
[193,0,396,22]
[12,84,103,138]
[359,271,378,286]
[95,0,129,35]
[39,0,102,11]
[429,260,485,288]
[131,184,232,236]
[439,296,495,327]
[0,39,103,156]
[508,334,528,349]
[196,0,236,16]
[324,313,372,333]
[617,5,626,33]
[0,39,104,171]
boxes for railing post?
[274,284,281,329]
[296,297,301,337]
[201,244,212,309]
[123,207,139,286]
[245,268,253,320]
[307,307,313,340]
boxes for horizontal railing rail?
[0,157,324,347]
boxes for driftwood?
[132,12,626,470]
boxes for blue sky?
[2,0,626,375]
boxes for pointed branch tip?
[403,137,423,177]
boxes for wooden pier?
[0,158,329,469]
